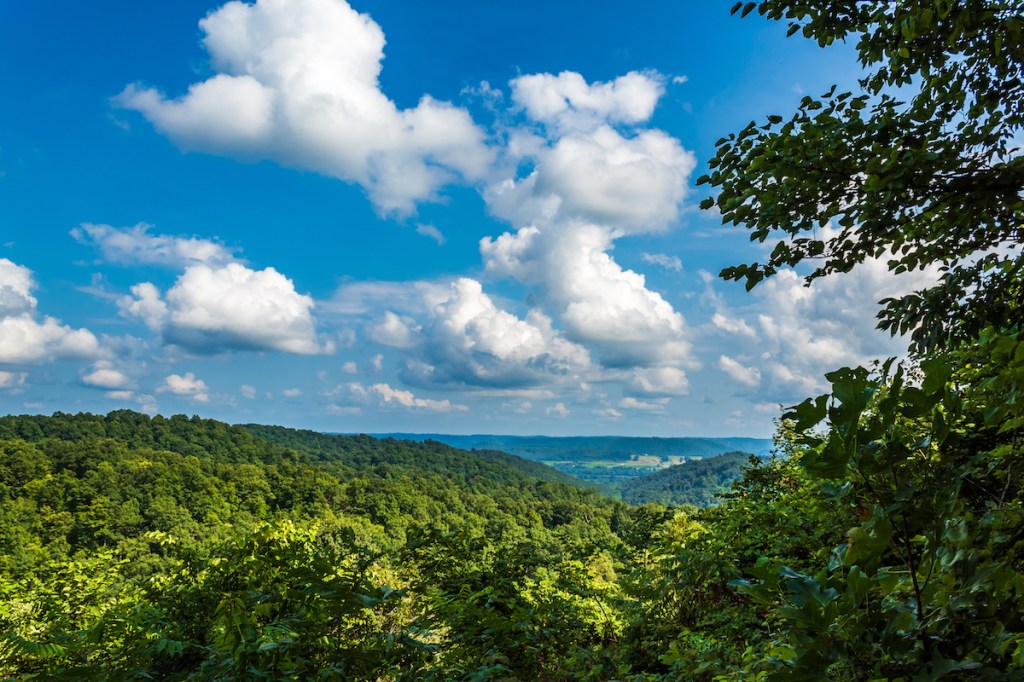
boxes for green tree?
[702,0,1024,351]
[702,1,1024,678]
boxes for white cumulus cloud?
[475,70,697,384]
[0,259,104,364]
[82,361,132,389]
[409,277,592,388]
[546,402,569,417]
[367,311,420,349]
[116,0,493,214]
[705,249,940,401]
[120,263,332,355]
[486,126,694,233]
[630,366,690,396]
[482,224,691,369]
[511,70,664,132]
[618,396,669,411]
[159,372,210,402]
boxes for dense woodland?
[0,410,844,680]
[3,0,1024,679]
[618,452,753,507]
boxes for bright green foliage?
[0,412,636,680]
[620,455,853,680]
[702,0,1024,351]
[732,333,1024,679]
[404,528,623,681]
[693,3,1024,676]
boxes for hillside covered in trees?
[381,434,771,488]
[0,410,830,680]
[618,451,753,507]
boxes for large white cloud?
[119,263,332,355]
[336,277,592,389]
[72,223,236,268]
[481,223,691,368]
[117,0,493,213]
[486,126,694,233]
[477,70,696,379]
[0,259,103,365]
[410,277,592,387]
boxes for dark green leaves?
[707,0,1024,352]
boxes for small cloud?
[371,354,384,371]
[72,223,236,268]
[0,371,27,389]
[342,361,358,374]
[502,400,533,414]
[618,396,668,411]
[631,366,689,396]
[641,252,683,272]
[326,404,362,416]
[594,407,623,419]
[158,372,209,402]
[105,390,135,401]
[369,382,467,412]
[712,312,756,338]
[719,355,762,387]
[753,402,783,414]
[81,361,132,389]
[137,393,158,414]
[240,384,256,399]
[367,311,420,349]
[416,223,446,245]
[282,388,302,398]
[546,402,569,417]
[671,75,689,84]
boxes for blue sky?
[0,1,931,437]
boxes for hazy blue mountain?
[371,434,773,462]
[369,434,772,486]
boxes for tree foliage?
[702,0,1024,351]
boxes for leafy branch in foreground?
[703,0,1024,351]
